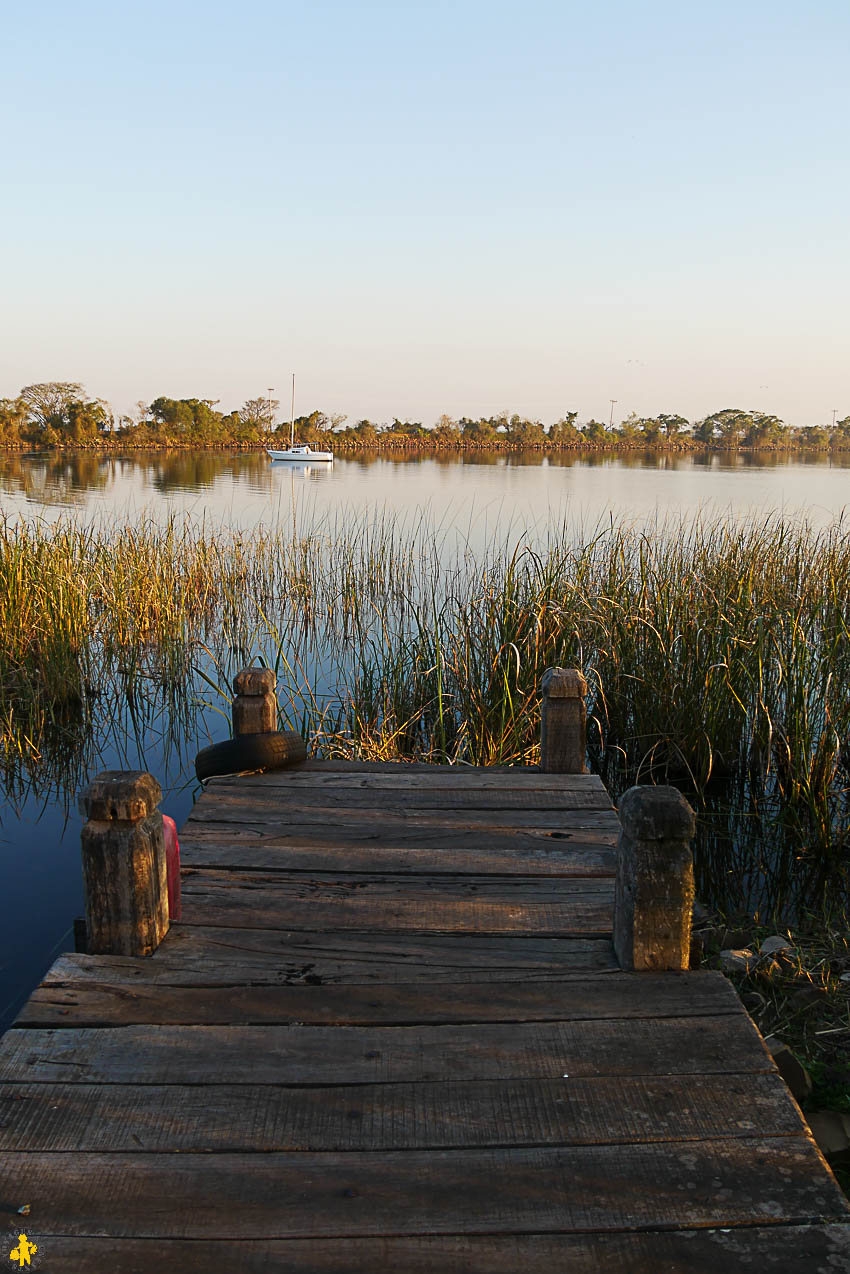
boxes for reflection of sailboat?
[281,463,328,479]
[266,374,333,464]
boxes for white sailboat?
[266,374,333,463]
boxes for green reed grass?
[0,508,847,918]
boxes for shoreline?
[2,440,849,457]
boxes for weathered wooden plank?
[210,772,608,791]
[181,818,619,847]
[0,1016,773,1084]
[174,895,612,935]
[178,828,617,876]
[180,866,619,896]
[187,787,614,812]
[27,1227,850,1274]
[0,1072,805,1152]
[41,930,620,986]
[178,870,615,897]
[184,802,621,830]
[2,1140,846,1237]
[177,870,614,935]
[15,970,742,1027]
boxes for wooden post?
[614,784,696,971]
[232,667,277,735]
[540,667,587,773]
[79,771,169,957]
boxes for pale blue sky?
[1,0,847,426]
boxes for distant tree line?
[2,383,849,452]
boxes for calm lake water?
[1,449,848,1028]
[2,448,849,541]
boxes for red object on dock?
[162,815,181,921]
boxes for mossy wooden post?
[614,784,696,971]
[79,771,169,957]
[233,667,277,735]
[540,667,587,773]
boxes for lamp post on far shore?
[267,388,275,434]
[609,399,618,428]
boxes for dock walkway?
[2,760,849,1271]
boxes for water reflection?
[0,453,112,505]
[147,453,260,493]
[1,448,849,521]
[269,462,334,481]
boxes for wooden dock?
[2,759,849,1271]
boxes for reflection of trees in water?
[146,451,271,493]
[2,449,849,505]
[794,451,850,468]
[0,454,111,504]
[690,450,850,471]
[0,451,280,502]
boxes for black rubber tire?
[195,731,307,781]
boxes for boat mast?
[290,373,295,449]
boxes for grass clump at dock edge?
[695,912,850,1190]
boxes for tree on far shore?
[581,419,609,443]
[241,396,280,432]
[18,382,112,443]
[0,397,27,443]
[548,412,581,445]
